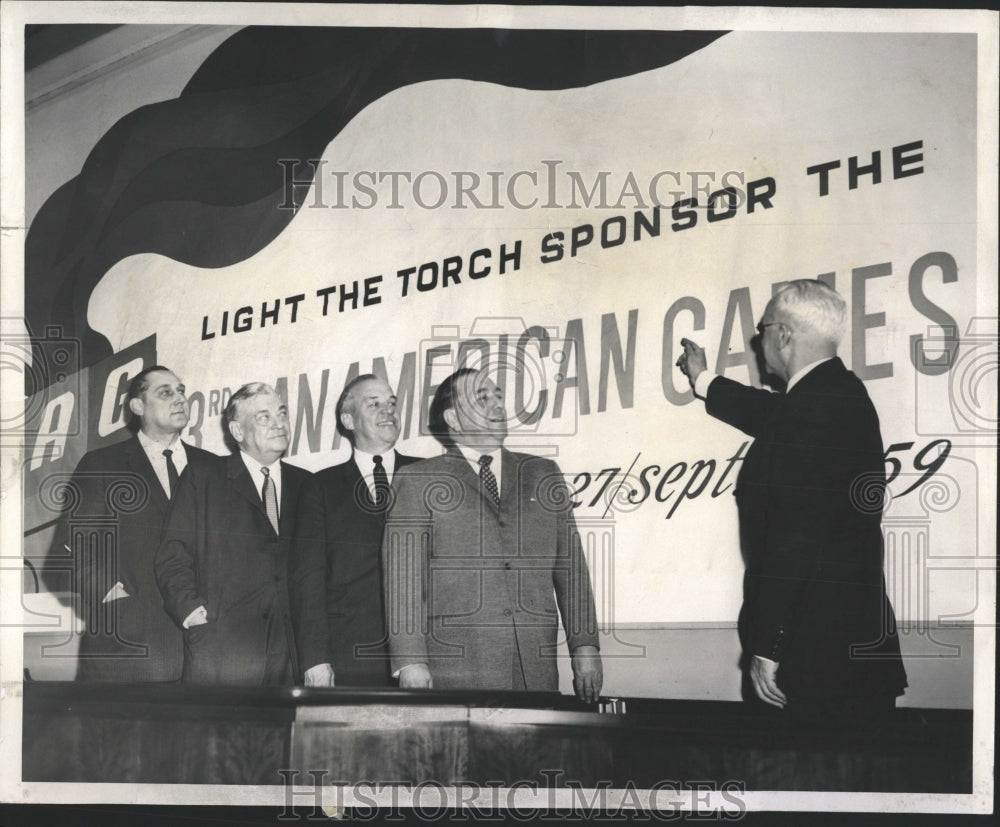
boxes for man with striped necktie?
[156,382,311,685]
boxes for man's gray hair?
[773,279,847,347]
[223,382,276,432]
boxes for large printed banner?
[2,2,997,816]
[20,26,988,625]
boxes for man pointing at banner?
[383,367,602,701]
[677,279,907,722]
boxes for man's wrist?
[693,370,716,399]
[393,662,428,678]
[182,605,207,628]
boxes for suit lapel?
[343,455,370,508]
[394,451,420,474]
[227,452,269,525]
[442,448,497,514]
[124,436,169,509]
[278,461,302,536]
[389,450,421,478]
[499,448,516,513]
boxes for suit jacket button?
[504,562,512,570]
[503,609,512,616]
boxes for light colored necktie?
[260,466,279,534]
[479,454,500,508]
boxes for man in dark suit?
[290,374,419,687]
[155,382,310,685]
[383,368,603,702]
[677,279,907,721]
[60,365,215,682]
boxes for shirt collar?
[786,357,835,393]
[239,449,282,478]
[137,428,182,454]
[354,448,395,477]
[454,442,501,468]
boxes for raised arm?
[677,337,781,438]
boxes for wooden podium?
[22,683,971,792]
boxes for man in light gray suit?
[383,367,602,702]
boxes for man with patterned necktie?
[155,382,311,685]
[290,374,420,687]
[383,368,603,702]
[56,365,215,682]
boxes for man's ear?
[228,420,243,445]
[340,411,355,433]
[128,397,144,418]
[443,407,459,432]
[777,324,793,348]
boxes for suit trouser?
[784,693,897,724]
[744,689,897,726]
[182,608,293,686]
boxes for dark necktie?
[372,454,390,510]
[479,454,500,508]
[163,449,178,498]
[261,466,279,534]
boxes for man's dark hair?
[335,373,379,445]
[428,368,477,446]
[126,365,172,406]
[124,365,172,431]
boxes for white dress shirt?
[240,450,283,513]
[353,448,396,497]
[136,429,187,497]
[104,431,188,604]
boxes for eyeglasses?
[756,322,781,335]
